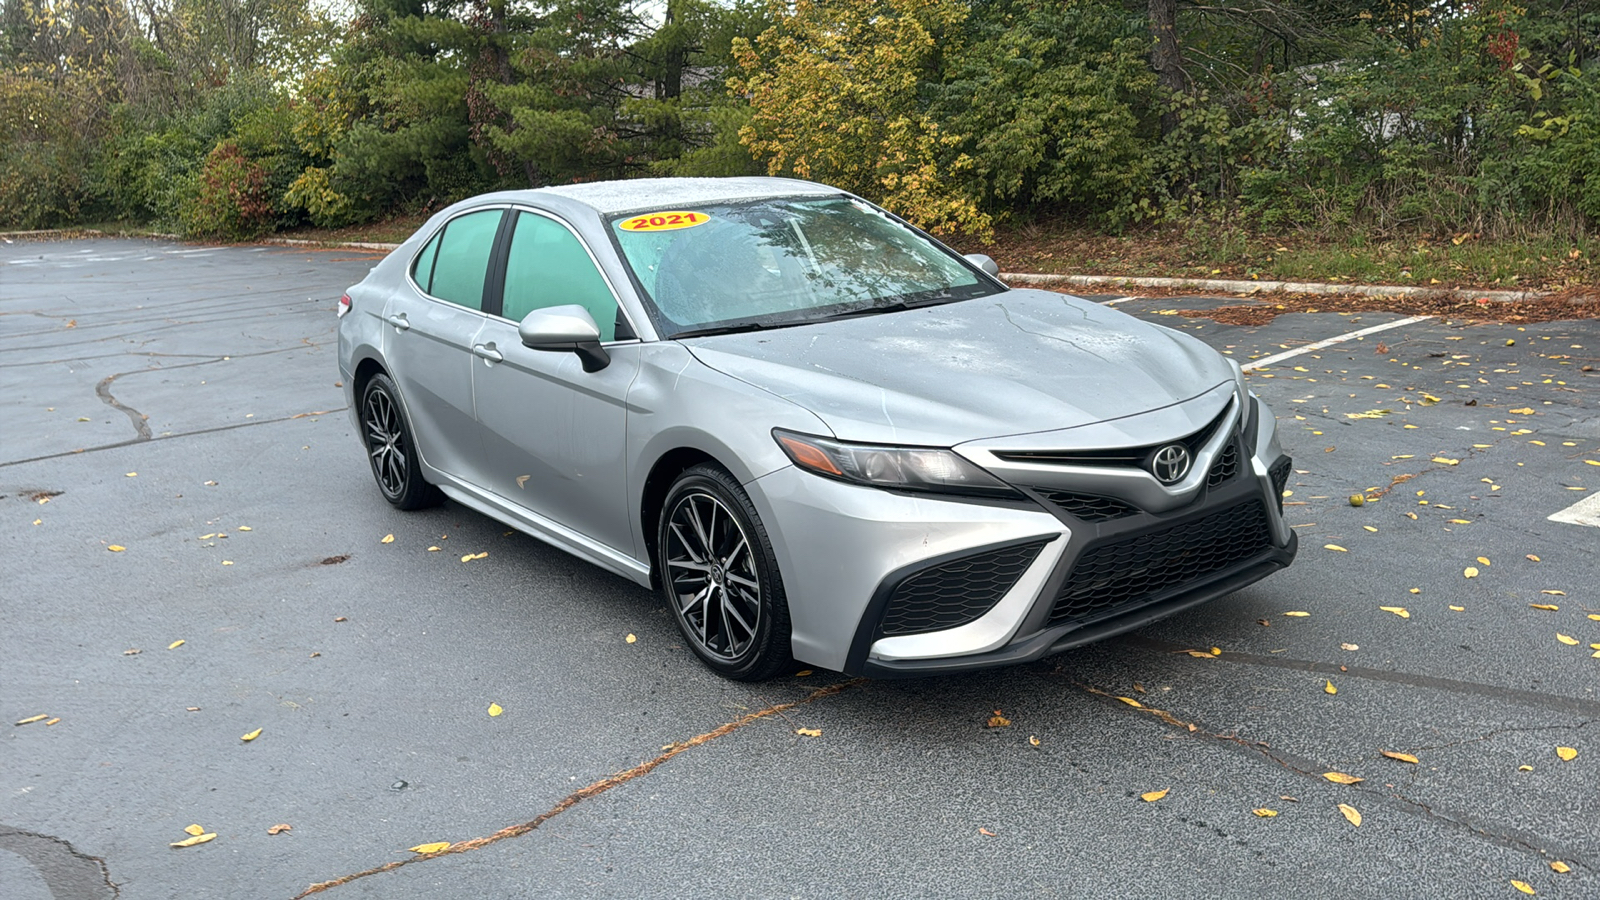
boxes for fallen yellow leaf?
[977,827,996,836]
[1116,697,1143,708]
[169,833,216,848]
[459,552,488,562]
[1210,647,1222,656]
[1539,590,1565,596]
[1590,614,1600,622]
[107,545,125,552]
[1252,808,1278,817]
[268,824,292,835]
[1550,861,1570,874]
[988,713,1012,727]
[1283,611,1311,617]
[45,718,59,726]
[1555,746,1577,761]
[427,546,440,552]
[1324,544,1348,552]
[795,727,822,737]
[1381,750,1419,764]
[1464,567,1479,578]
[1186,650,1216,658]
[1324,680,1337,695]
[1338,803,1362,827]
[381,533,395,544]
[1323,772,1363,785]
[237,526,252,532]
[1431,457,1459,466]
[1511,880,1535,895]
[1141,789,1169,802]
[1530,604,1560,611]
[1477,556,1491,566]
[1556,634,1579,646]
[15,714,48,726]
[488,703,503,717]
[241,728,262,742]
[1450,605,1465,611]
[795,669,813,677]
[625,633,637,644]
[408,842,451,854]
[1379,606,1410,618]
[1409,588,1421,594]
[184,824,205,836]
[168,639,185,649]
[1029,735,1040,747]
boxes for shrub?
[180,142,275,240]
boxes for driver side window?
[502,211,620,342]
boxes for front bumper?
[748,396,1296,676]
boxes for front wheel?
[656,464,792,681]
[359,373,442,510]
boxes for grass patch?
[972,221,1595,293]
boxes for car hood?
[681,288,1235,446]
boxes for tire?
[656,464,793,681]
[359,372,443,510]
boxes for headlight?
[773,429,1019,498]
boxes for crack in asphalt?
[289,678,866,898]
[94,371,152,441]
[1121,636,1600,718]
[0,406,346,469]
[1066,678,1596,874]
[0,824,118,898]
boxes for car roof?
[532,177,842,215]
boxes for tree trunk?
[1148,0,1186,134]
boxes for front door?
[472,209,641,558]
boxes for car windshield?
[607,196,1000,337]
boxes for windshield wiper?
[818,293,958,321]
[669,321,782,339]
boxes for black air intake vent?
[880,541,1048,637]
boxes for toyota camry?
[336,177,1297,681]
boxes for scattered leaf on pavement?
[460,552,488,562]
[1555,746,1577,761]
[1527,554,1541,562]
[168,640,185,649]
[488,703,503,717]
[1450,605,1465,611]
[1324,544,1348,552]
[268,824,292,835]
[1324,681,1337,695]
[170,833,216,848]
[1252,808,1278,817]
[1477,556,1491,566]
[1116,697,1143,708]
[795,670,813,677]
[988,711,1012,727]
[1512,881,1535,895]
[1341,643,1359,651]
[1380,606,1410,618]
[1381,750,1420,764]
[107,545,125,552]
[795,727,822,737]
[1556,634,1579,646]
[978,827,996,836]
[1530,603,1560,610]
[1431,457,1459,466]
[184,824,205,836]
[1140,789,1169,802]
[1323,772,1363,785]
[241,728,262,742]
[1284,611,1310,617]
[1338,804,1362,827]
[1464,567,1479,578]
[625,633,637,644]
[1539,590,1565,596]
[15,714,48,726]
[1550,861,1570,874]
[408,842,451,854]
[1029,735,1040,747]
[380,534,395,544]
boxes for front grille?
[1206,441,1239,488]
[1033,488,1141,523]
[880,541,1048,636]
[1268,456,1292,511]
[993,401,1233,468]
[1047,499,1273,626]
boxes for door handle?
[472,343,503,363]
[385,313,410,331]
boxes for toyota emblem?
[1149,444,1191,484]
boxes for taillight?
[337,293,352,318]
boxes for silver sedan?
[336,177,1297,680]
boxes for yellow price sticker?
[618,211,711,232]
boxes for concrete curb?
[1000,271,1543,303]
[262,237,402,251]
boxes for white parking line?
[1241,315,1434,372]
[1548,492,1600,528]
[1103,296,1141,305]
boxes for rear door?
[381,206,506,484]
[471,208,642,557]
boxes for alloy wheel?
[363,387,408,498]
[663,490,762,661]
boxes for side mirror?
[518,305,610,372]
[964,254,1001,277]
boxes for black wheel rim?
[362,387,408,498]
[664,490,761,662]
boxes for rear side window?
[410,232,440,290]
[502,211,618,341]
[423,209,503,310]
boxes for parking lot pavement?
[2,241,1596,899]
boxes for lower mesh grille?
[1268,456,1292,510]
[880,541,1048,636]
[1047,499,1273,626]
[1207,441,1239,487]
[1033,488,1141,522]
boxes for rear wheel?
[359,373,442,510]
[656,464,792,681]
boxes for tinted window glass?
[427,209,502,310]
[503,212,617,342]
[609,197,993,336]
[410,231,440,292]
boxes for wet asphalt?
[1,238,1597,899]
